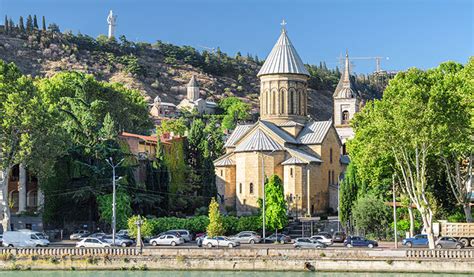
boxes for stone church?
[214,25,358,217]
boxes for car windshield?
[30,234,39,240]
[98,238,107,243]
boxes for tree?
[41,16,46,31]
[33,15,38,30]
[127,215,153,239]
[339,163,359,227]
[206,197,224,237]
[349,61,472,248]
[47,23,60,33]
[4,15,8,34]
[218,97,250,131]
[26,15,33,33]
[18,16,25,32]
[97,189,132,229]
[156,117,187,136]
[352,194,390,237]
[265,175,288,235]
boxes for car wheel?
[171,241,176,246]
[406,242,412,248]
[207,243,213,248]
[121,242,127,247]
[436,244,442,249]
[228,244,234,248]
[456,244,462,249]
[459,238,469,247]
[80,246,85,248]
[368,244,374,248]
[249,239,255,244]
[8,244,14,248]
[152,241,158,246]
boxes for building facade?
[214,25,346,216]
[177,76,217,114]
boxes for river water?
[0,271,470,277]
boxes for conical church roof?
[334,53,358,99]
[187,75,199,87]
[257,28,310,77]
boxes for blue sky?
[1,0,472,73]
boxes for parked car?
[169,229,193,242]
[229,231,262,244]
[89,232,106,238]
[0,234,3,246]
[344,236,378,248]
[69,230,90,240]
[311,235,333,246]
[3,231,50,247]
[18,229,49,240]
[117,229,129,237]
[402,234,429,248]
[156,231,182,238]
[294,237,327,249]
[149,234,184,246]
[102,235,134,247]
[203,236,240,248]
[266,233,292,244]
[435,236,464,249]
[332,231,346,243]
[76,237,111,248]
[316,232,333,239]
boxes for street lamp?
[105,157,124,247]
[135,216,143,254]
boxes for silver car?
[294,237,327,249]
[203,236,240,248]
[102,235,134,247]
[69,230,90,240]
[435,236,464,249]
[229,231,262,244]
[169,229,192,242]
[149,234,184,246]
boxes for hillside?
[0,25,383,121]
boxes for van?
[3,231,50,247]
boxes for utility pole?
[106,157,124,247]
[392,174,398,249]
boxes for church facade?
[214,25,349,217]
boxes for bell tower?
[257,21,310,125]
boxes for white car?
[149,234,184,246]
[70,230,90,240]
[202,236,240,248]
[76,237,111,248]
[311,235,333,246]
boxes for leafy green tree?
[207,197,224,237]
[339,163,359,226]
[127,215,153,239]
[218,97,250,131]
[352,194,390,237]
[97,189,132,229]
[156,117,187,136]
[349,61,472,248]
[265,175,288,234]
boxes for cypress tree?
[26,15,33,33]
[33,15,38,29]
[18,16,25,32]
[9,18,14,32]
[42,16,46,31]
[4,15,8,34]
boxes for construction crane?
[338,54,390,73]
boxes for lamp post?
[392,174,398,249]
[135,216,143,254]
[105,157,124,247]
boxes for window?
[249,183,254,194]
[330,148,333,164]
[239,183,242,194]
[332,170,335,185]
[220,170,223,177]
[342,111,350,124]
[342,144,347,155]
[290,168,293,177]
[243,199,247,205]
[328,171,331,186]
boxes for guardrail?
[0,247,138,256]
[406,249,474,259]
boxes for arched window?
[327,171,331,186]
[342,143,347,155]
[10,190,19,210]
[249,183,254,194]
[239,183,242,194]
[290,168,293,177]
[330,148,333,164]
[27,190,38,208]
[220,170,223,177]
[342,110,350,124]
[288,89,295,114]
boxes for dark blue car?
[344,236,378,248]
[402,234,428,248]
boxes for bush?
[352,194,390,238]
[447,211,465,222]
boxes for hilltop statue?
[107,10,117,39]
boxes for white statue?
[107,10,117,39]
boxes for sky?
[1,0,473,74]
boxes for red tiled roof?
[120,132,158,143]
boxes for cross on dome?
[281,19,287,32]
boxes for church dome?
[257,25,309,77]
